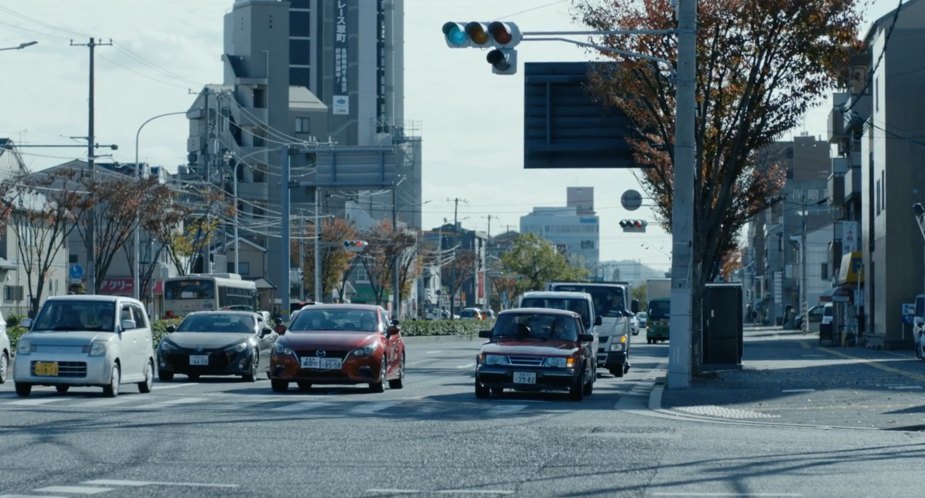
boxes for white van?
[519,291,601,374]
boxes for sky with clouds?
[0,0,899,269]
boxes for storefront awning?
[819,285,854,303]
[837,251,863,285]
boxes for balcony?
[845,165,862,204]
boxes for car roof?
[45,295,143,305]
[301,304,381,312]
[521,291,591,300]
[499,307,579,318]
[187,310,259,317]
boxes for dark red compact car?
[269,304,405,393]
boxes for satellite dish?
[621,190,643,211]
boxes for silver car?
[13,295,156,397]
[0,311,9,384]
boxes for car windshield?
[649,299,670,319]
[176,314,255,333]
[33,301,117,332]
[551,285,626,318]
[289,309,379,332]
[520,297,591,327]
[492,313,578,341]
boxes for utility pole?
[314,187,322,304]
[392,186,400,318]
[448,197,468,227]
[72,37,111,295]
[484,214,493,312]
[299,210,305,301]
[801,193,808,334]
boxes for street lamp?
[133,111,186,300]
[0,41,37,51]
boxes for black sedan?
[157,311,277,382]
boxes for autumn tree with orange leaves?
[574,0,863,369]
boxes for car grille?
[32,361,87,378]
[294,349,349,360]
[508,355,544,367]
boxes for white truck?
[546,282,639,377]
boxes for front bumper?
[270,352,383,385]
[158,348,254,376]
[476,365,578,392]
[13,352,114,387]
[596,336,628,368]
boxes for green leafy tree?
[500,233,588,297]
[575,0,862,370]
[298,217,358,302]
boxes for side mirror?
[594,316,602,326]
[260,328,272,337]
[121,319,137,331]
[578,333,594,343]
[166,325,176,333]
[20,318,33,329]
[478,330,492,338]
[274,323,287,336]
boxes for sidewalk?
[656,326,925,431]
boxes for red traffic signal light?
[442,20,522,75]
[619,219,648,233]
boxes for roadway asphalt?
[655,325,925,431]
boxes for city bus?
[163,274,258,318]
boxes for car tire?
[138,360,153,393]
[243,351,258,382]
[388,353,404,389]
[369,355,387,393]
[15,382,31,397]
[569,371,585,401]
[583,375,593,396]
[609,368,624,378]
[158,370,174,382]
[0,351,9,384]
[475,378,489,399]
[103,364,120,397]
[271,379,289,392]
[55,385,70,394]
[297,381,312,392]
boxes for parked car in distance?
[481,309,496,320]
[0,311,9,383]
[636,311,648,329]
[459,308,483,320]
[157,311,277,382]
[475,308,595,401]
[269,304,405,393]
[795,304,824,333]
[13,295,155,397]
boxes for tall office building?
[520,187,601,272]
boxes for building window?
[69,254,78,263]
[821,263,828,280]
[876,179,881,215]
[580,240,595,249]
[253,88,267,108]
[226,262,250,276]
[881,170,885,212]
[4,285,23,302]
[295,117,311,133]
[355,267,369,283]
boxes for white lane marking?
[487,404,526,416]
[366,489,419,494]
[71,397,142,408]
[781,389,816,393]
[888,385,922,390]
[351,401,398,414]
[438,490,515,495]
[270,401,329,412]
[425,350,443,355]
[153,383,196,390]
[652,493,801,497]
[82,479,238,489]
[139,397,204,408]
[33,486,113,495]
[7,398,68,406]
[2,495,68,498]
[455,362,475,369]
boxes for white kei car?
[13,295,156,397]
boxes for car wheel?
[369,355,386,393]
[15,382,31,397]
[243,350,258,382]
[138,360,153,393]
[187,373,200,381]
[103,364,120,397]
[271,379,289,392]
[297,381,312,392]
[569,371,585,401]
[583,374,593,396]
[158,370,174,382]
[388,353,405,389]
[0,351,8,384]
[55,385,70,394]
[475,378,489,399]
[609,368,624,378]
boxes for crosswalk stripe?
[350,401,397,414]
[71,396,145,408]
[269,401,330,412]
[7,397,68,406]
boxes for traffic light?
[441,20,522,74]
[343,240,368,253]
[619,220,648,233]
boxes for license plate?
[34,361,59,376]
[300,357,343,369]
[189,355,209,366]
[513,371,536,384]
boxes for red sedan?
[269,304,405,393]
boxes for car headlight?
[273,343,296,357]
[17,339,33,355]
[225,342,248,353]
[544,357,567,368]
[351,343,378,357]
[610,342,624,352]
[88,340,107,357]
[159,340,177,351]
[481,353,509,366]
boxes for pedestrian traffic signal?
[343,240,368,253]
[441,20,522,75]
[619,220,648,233]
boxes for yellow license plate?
[35,361,59,376]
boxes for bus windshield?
[165,279,215,300]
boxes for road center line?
[83,479,238,488]
[34,486,113,495]
[153,383,196,390]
